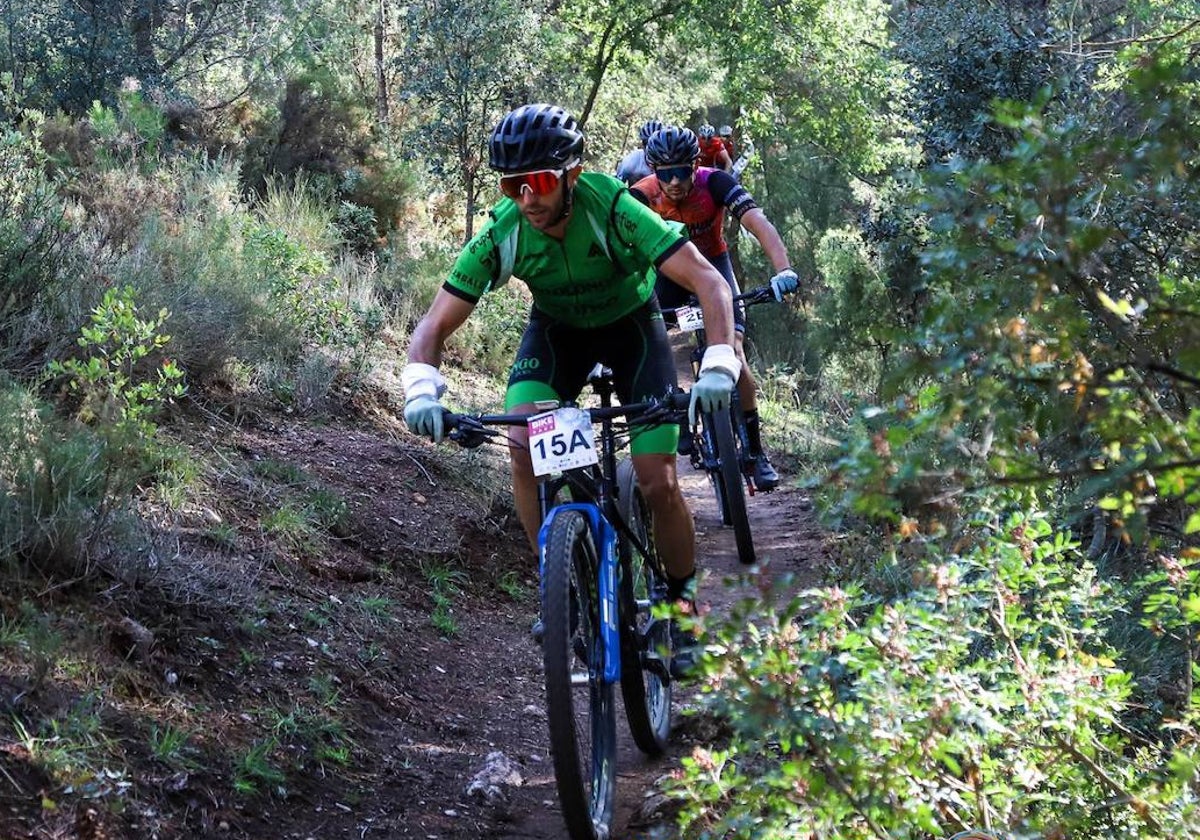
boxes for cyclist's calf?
[630,452,695,580]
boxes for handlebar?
[441,390,691,449]
[660,282,786,319]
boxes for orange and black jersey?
[628,167,757,258]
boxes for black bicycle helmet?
[644,126,700,167]
[488,104,585,173]
[697,123,716,139]
[718,125,733,138]
[638,119,664,144]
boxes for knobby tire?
[615,460,672,755]
[708,407,756,565]
[542,511,616,840]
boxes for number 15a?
[533,430,592,458]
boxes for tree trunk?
[463,162,478,242]
[374,0,389,129]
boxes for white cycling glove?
[401,363,448,442]
[769,268,800,302]
[689,344,742,426]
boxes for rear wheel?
[708,407,756,565]
[541,510,616,840]
[615,460,672,755]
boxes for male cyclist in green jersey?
[401,103,740,636]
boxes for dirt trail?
[383,463,828,840]
[0,399,826,840]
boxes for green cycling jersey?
[444,173,686,328]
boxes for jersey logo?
[587,242,607,259]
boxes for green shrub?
[0,121,81,377]
[87,161,386,406]
[0,287,183,578]
[670,512,1199,839]
[86,83,168,169]
[0,380,112,577]
[49,285,185,435]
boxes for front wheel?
[615,460,672,755]
[541,510,617,840]
[705,407,756,565]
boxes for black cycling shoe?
[669,622,701,680]
[752,453,780,491]
[668,599,702,680]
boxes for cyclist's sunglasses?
[499,167,566,199]
[655,164,694,183]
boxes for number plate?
[528,407,597,476]
[676,305,705,331]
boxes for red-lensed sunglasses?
[499,167,566,199]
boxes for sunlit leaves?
[670,514,1197,838]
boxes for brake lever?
[446,415,493,449]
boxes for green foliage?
[400,0,546,236]
[423,561,467,637]
[241,71,417,242]
[670,513,1200,838]
[0,0,307,117]
[49,285,185,436]
[806,226,894,398]
[0,119,79,376]
[495,570,529,602]
[149,724,192,765]
[11,693,130,807]
[233,737,287,796]
[92,159,386,405]
[688,0,910,177]
[893,0,1063,161]
[86,83,167,167]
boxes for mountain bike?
[443,369,688,840]
[664,283,790,566]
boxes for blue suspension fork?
[537,503,622,685]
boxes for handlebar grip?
[663,391,692,412]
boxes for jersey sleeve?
[707,170,758,221]
[610,188,686,267]
[443,211,507,303]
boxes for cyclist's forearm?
[408,289,476,366]
[739,208,791,273]
[693,284,736,348]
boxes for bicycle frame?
[445,376,680,686]
[534,375,661,686]
[668,284,777,482]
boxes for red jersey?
[697,136,727,168]
[629,168,757,258]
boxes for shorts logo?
[510,358,541,374]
